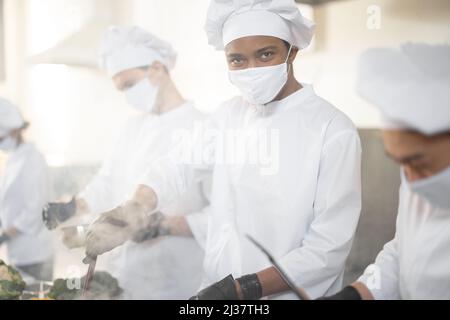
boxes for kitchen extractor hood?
[28,21,106,68]
[27,0,120,68]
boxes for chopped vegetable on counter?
[0,260,26,300]
[48,271,122,300]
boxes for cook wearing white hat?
[96,26,178,114]
[357,43,450,135]
[0,98,53,281]
[0,98,26,146]
[320,43,450,300]
[99,26,177,76]
[205,0,315,51]
[84,1,362,300]
[42,26,211,299]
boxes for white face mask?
[0,135,18,152]
[125,79,158,113]
[402,165,450,209]
[228,45,293,106]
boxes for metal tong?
[81,255,97,299]
[246,235,310,300]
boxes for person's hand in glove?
[42,197,77,230]
[0,232,10,246]
[190,274,263,300]
[317,283,372,300]
[131,211,169,243]
[84,200,161,258]
[61,225,89,249]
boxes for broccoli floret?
[48,272,122,300]
[0,260,26,300]
[47,278,81,300]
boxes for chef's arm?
[191,264,374,301]
[133,184,158,211]
[320,226,403,300]
[16,166,52,235]
[190,267,289,300]
[44,158,117,230]
[132,185,204,238]
[85,117,217,257]
[248,269,374,300]
[192,129,363,301]
[252,267,290,298]
[127,185,184,242]
[316,280,373,300]
[154,181,212,242]
[1,227,20,238]
[160,216,193,237]
[355,238,401,300]
[66,197,90,215]
[351,282,374,300]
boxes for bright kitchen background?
[0,0,449,279]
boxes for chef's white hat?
[0,98,25,136]
[99,26,177,76]
[357,43,450,136]
[205,0,315,50]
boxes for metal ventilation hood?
[27,0,120,68]
[28,21,107,68]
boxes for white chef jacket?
[79,102,210,299]
[0,143,53,266]
[359,177,450,300]
[142,85,362,299]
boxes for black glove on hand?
[317,286,362,300]
[190,275,239,300]
[236,274,263,300]
[42,197,77,230]
[189,273,263,300]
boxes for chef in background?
[0,98,53,281]
[321,43,450,300]
[42,26,210,299]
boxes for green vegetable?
[48,271,122,300]
[47,278,80,300]
[0,260,26,300]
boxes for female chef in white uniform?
[0,98,53,281]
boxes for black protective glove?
[189,273,263,300]
[190,275,239,300]
[0,233,10,245]
[317,286,362,300]
[42,197,77,230]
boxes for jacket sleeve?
[139,115,219,211]
[357,237,401,300]
[278,122,362,299]
[78,127,127,215]
[13,156,50,236]
[185,205,211,250]
[78,161,116,215]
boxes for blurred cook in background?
[321,43,450,300]
[0,98,53,282]
[42,26,210,299]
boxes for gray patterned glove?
[42,197,77,230]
